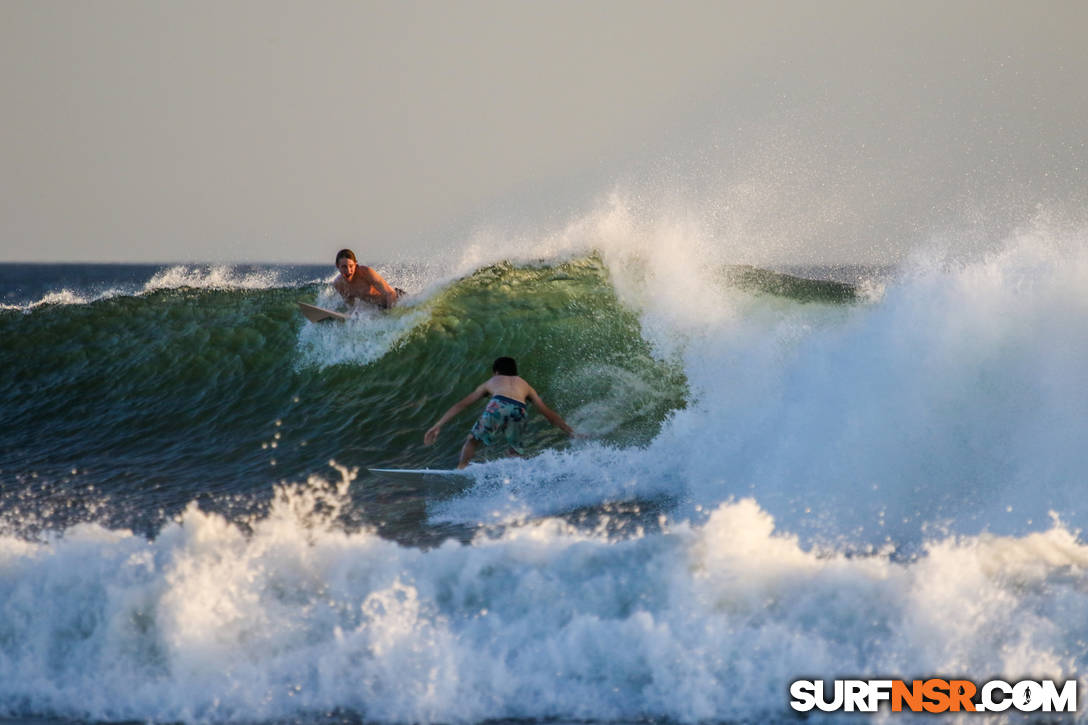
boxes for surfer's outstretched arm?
[527,389,575,435]
[424,384,488,445]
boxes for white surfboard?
[298,302,348,323]
[368,467,475,487]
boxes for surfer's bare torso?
[334,257,398,308]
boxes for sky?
[1,0,1086,265]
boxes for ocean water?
[2,208,1088,724]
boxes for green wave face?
[1,286,309,527]
[344,256,689,467]
[1,256,688,532]
[721,265,858,304]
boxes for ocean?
[2,221,1087,723]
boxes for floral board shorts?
[470,395,528,454]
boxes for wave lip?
[0,263,335,311]
[142,265,314,292]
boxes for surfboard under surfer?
[424,356,578,468]
[332,248,404,309]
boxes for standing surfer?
[333,249,403,309]
[424,356,577,468]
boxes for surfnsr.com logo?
[790,679,1078,714]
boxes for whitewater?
[2,200,1087,723]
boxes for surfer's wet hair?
[493,357,518,376]
[335,249,357,264]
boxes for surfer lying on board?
[424,356,577,468]
[333,248,404,309]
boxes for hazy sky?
[2,0,1086,264]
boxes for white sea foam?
[1,470,1085,723]
[294,285,429,369]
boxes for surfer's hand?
[424,425,441,445]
